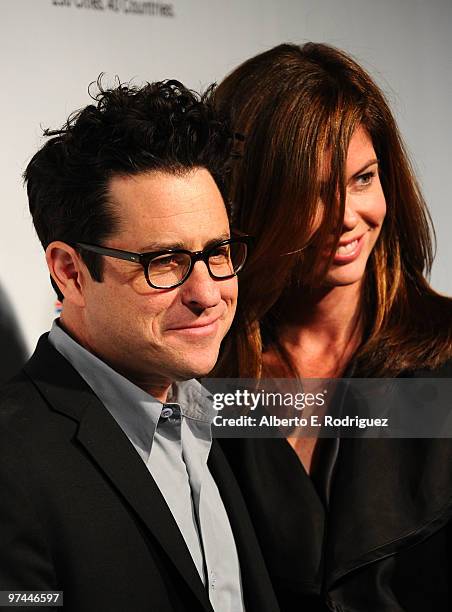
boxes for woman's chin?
[324,260,368,287]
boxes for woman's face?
[322,125,386,287]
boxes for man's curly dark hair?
[24,78,234,299]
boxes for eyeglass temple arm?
[75,243,141,263]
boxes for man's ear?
[45,242,87,307]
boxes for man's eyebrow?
[203,233,231,249]
[139,241,184,252]
[139,233,231,253]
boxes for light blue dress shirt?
[49,320,245,612]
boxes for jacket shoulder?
[0,370,47,423]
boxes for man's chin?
[173,355,219,382]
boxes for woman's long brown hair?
[213,42,452,378]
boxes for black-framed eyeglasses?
[75,236,253,290]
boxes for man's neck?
[58,314,172,402]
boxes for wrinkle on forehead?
[138,206,225,220]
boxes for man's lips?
[166,316,221,335]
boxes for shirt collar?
[48,319,215,460]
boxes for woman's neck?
[268,282,364,378]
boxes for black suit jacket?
[220,362,452,611]
[0,335,280,612]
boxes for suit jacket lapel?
[24,335,213,612]
[324,436,452,589]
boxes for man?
[0,80,279,612]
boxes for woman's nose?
[342,201,360,231]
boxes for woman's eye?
[355,171,375,187]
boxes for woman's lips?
[332,233,365,264]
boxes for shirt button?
[210,570,217,590]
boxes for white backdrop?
[1,0,451,354]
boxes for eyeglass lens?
[147,242,247,288]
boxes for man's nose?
[181,260,222,311]
[342,199,360,231]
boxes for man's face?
[78,168,237,391]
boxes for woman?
[213,43,452,611]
